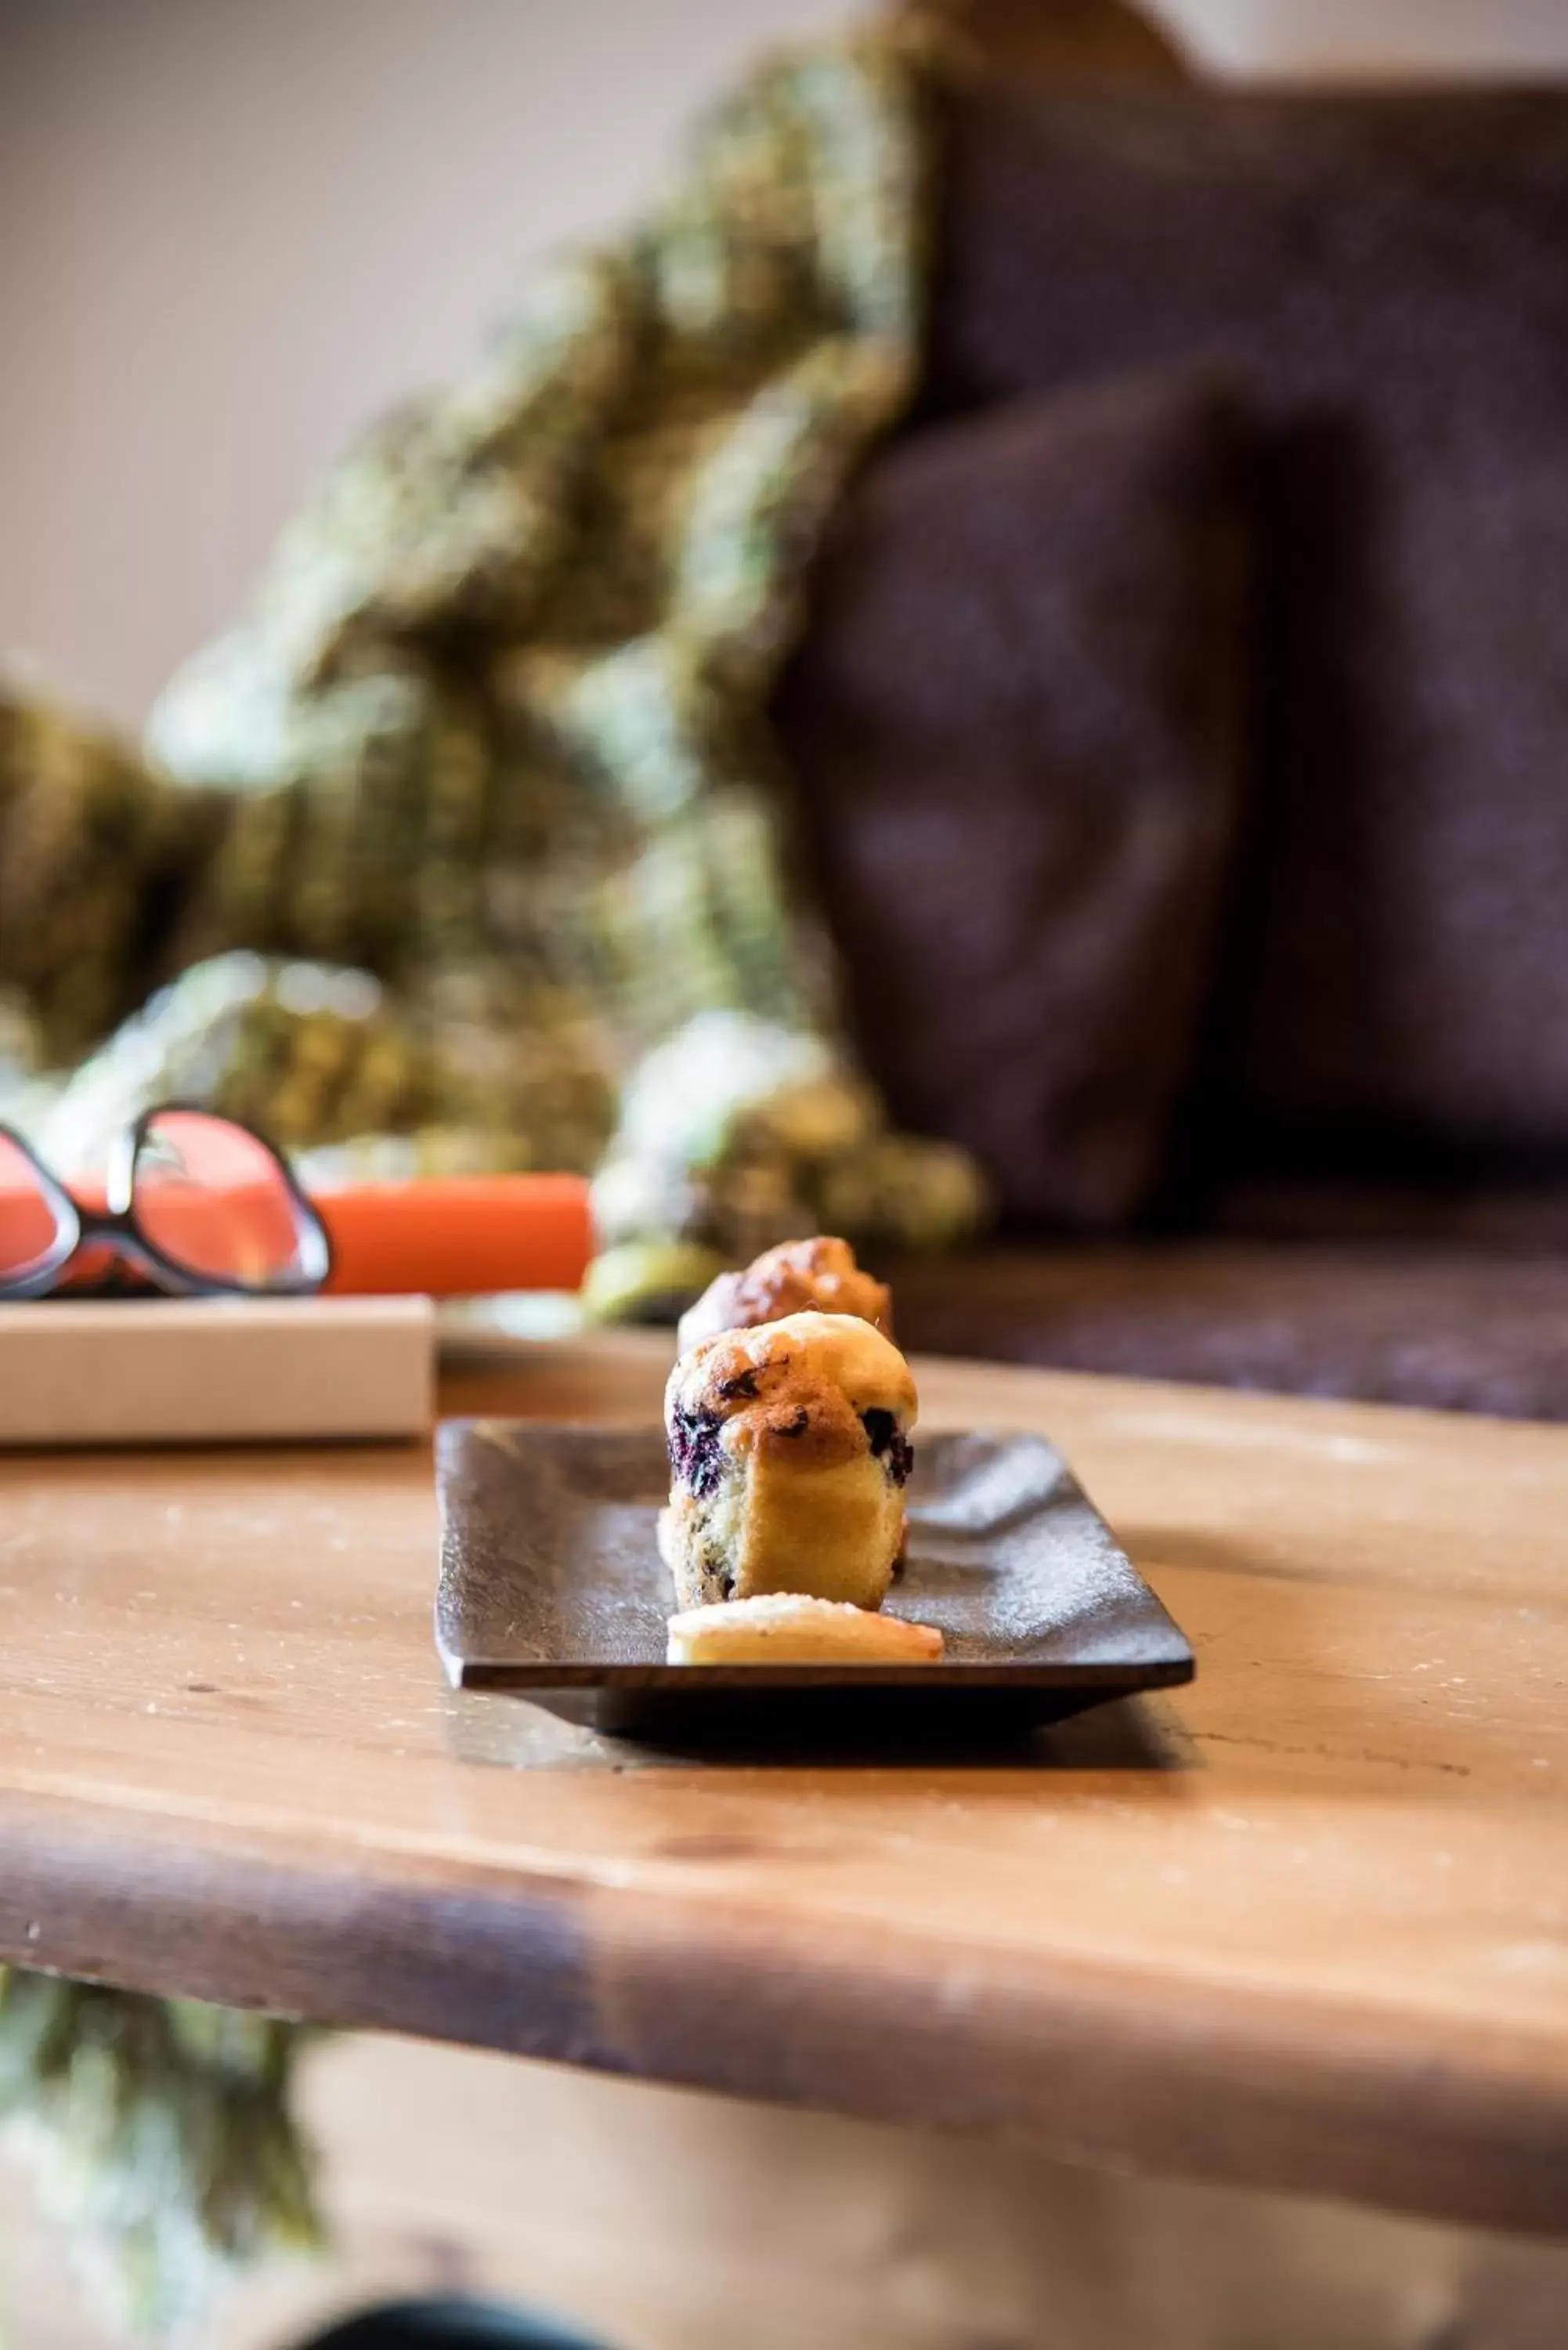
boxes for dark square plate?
[435,1419,1194,1743]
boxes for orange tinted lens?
[133,1112,310,1287]
[0,1136,64,1282]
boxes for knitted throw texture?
[0,30,979,2334]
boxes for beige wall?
[0,0,851,727]
[1160,0,1568,78]
[4,0,1567,728]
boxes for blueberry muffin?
[663,1308,916,1611]
[677,1235,891,1357]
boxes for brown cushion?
[889,1242,1568,1421]
[1201,1176,1568,1253]
[775,364,1248,1227]
[923,73,1568,1180]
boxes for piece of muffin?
[668,1593,942,1665]
[663,1308,916,1611]
[677,1235,891,1357]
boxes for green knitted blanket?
[0,27,979,1313]
[0,28,977,2334]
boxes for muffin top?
[666,1309,917,1483]
[677,1236,891,1357]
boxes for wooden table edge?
[5,1789,1568,2238]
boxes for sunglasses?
[0,1105,332,1300]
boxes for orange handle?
[2,1169,594,1299]
[317,1174,593,1296]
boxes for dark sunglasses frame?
[0,1102,332,1300]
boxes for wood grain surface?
[3,1334,1568,2236]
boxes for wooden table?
[3,1336,1568,2240]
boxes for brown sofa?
[773,60,1568,1420]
